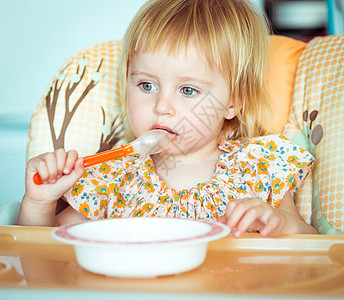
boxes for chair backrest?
[283,35,344,235]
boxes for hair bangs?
[127,0,224,72]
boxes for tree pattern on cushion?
[44,55,124,153]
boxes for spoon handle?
[33,144,134,185]
[83,144,134,167]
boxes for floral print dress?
[64,134,315,221]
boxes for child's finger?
[225,198,262,232]
[29,157,50,184]
[260,215,281,237]
[233,206,263,237]
[218,216,228,224]
[73,157,85,177]
[63,150,79,175]
[55,148,67,178]
[60,158,85,189]
[42,152,59,183]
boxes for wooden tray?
[1,226,344,298]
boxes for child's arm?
[17,149,85,226]
[223,191,318,237]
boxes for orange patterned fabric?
[64,134,314,221]
[284,35,344,234]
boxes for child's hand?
[24,149,85,204]
[222,198,288,238]
[221,193,317,237]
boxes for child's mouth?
[151,125,178,140]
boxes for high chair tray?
[0,226,344,299]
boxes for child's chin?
[152,146,184,157]
[164,145,193,157]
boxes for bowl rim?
[52,217,230,248]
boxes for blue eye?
[181,87,198,97]
[140,82,157,92]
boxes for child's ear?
[224,104,238,120]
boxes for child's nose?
[153,94,176,116]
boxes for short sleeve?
[235,135,315,207]
[64,159,124,220]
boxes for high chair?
[3,35,343,234]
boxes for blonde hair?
[119,0,271,141]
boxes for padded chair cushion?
[283,35,344,234]
[266,36,306,133]
[26,40,126,160]
[0,201,21,225]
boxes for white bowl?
[52,218,229,278]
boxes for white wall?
[0,0,146,206]
[0,0,147,116]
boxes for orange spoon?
[33,130,171,185]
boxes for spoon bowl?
[132,130,171,155]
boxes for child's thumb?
[68,158,85,183]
